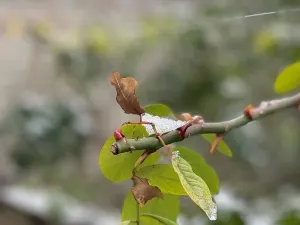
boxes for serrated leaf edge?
[171,151,217,221]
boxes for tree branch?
[111,92,300,155]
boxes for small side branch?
[111,92,300,155]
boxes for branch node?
[177,115,204,139]
[113,127,125,141]
[244,104,255,120]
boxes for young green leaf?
[136,164,186,195]
[274,62,300,94]
[144,104,174,117]
[121,124,149,139]
[141,214,178,225]
[171,151,217,221]
[99,124,160,182]
[174,147,219,194]
[99,136,157,182]
[201,134,232,157]
[122,191,179,223]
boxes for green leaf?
[141,214,178,225]
[136,164,186,195]
[171,151,217,221]
[201,134,232,157]
[174,147,219,194]
[99,125,159,182]
[122,192,179,223]
[120,221,132,225]
[136,147,220,195]
[274,62,300,94]
[144,104,174,117]
[121,124,149,139]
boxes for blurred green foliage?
[206,211,245,225]
[4,101,90,171]
[278,211,300,225]
[30,23,112,86]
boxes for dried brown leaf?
[131,174,164,207]
[110,72,145,115]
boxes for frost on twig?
[142,113,188,135]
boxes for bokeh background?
[0,0,299,224]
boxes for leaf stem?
[157,136,172,161]
[136,202,140,225]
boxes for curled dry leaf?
[131,174,164,207]
[110,72,145,115]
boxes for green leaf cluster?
[99,104,234,223]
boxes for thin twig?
[111,92,300,155]
[157,136,172,160]
[136,202,140,225]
